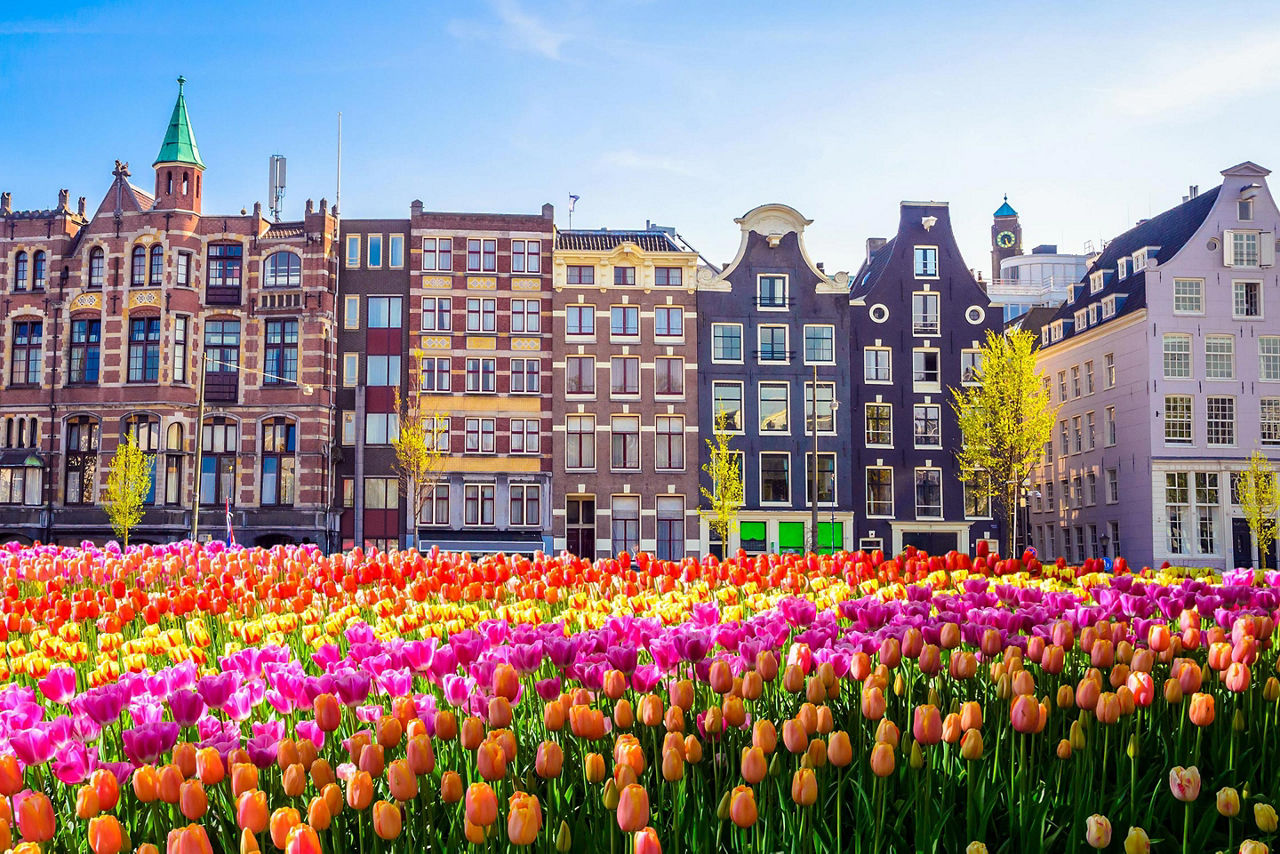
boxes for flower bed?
[0,540,1277,852]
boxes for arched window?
[65,416,99,505]
[166,171,173,195]
[68,315,101,384]
[263,252,302,288]
[164,423,184,506]
[200,416,237,506]
[261,417,297,506]
[126,315,161,383]
[182,172,189,195]
[122,413,160,504]
[88,247,105,289]
[149,245,163,285]
[13,251,27,291]
[32,251,46,291]
[131,246,146,286]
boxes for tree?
[700,412,744,555]
[391,387,450,548]
[104,433,153,549]
[952,328,1059,556]
[1239,450,1279,570]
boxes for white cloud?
[447,0,570,61]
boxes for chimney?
[57,189,70,211]
[252,201,262,219]
[305,198,314,215]
[77,196,86,217]
[541,202,554,219]
[319,198,328,215]
[816,262,825,273]
[866,237,887,261]
[410,200,423,217]
[1188,185,1199,199]
[0,192,10,215]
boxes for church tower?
[153,76,205,213]
[990,194,1021,282]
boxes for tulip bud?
[1069,720,1086,751]
[1122,826,1150,854]
[1234,708,1246,732]
[966,845,989,854]
[1239,842,1269,854]
[960,729,983,761]
[1217,786,1241,817]
[555,821,573,853]
[1056,739,1072,760]
[602,779,620,810]
[1085,814,1111,848]
[716,790,732,821]
[1126,733,1139,760]
[1255,802,1279,832]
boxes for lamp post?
[830,399,840,553]
[1099,533,1110,559]
[23,453,49,544]
[810,363,819,553]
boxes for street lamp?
[829,400,840,553]
[22,453,50,544]
[1099,532,1110,559]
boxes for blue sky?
[3,0,1279,274]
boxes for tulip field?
[0,541,1278,853]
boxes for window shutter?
[1262,232,1276,267]
[1223,230,1235,267]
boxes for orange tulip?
[373,800,402,841]
[493,662,520,701]
[346,771,373,811]
[270,807,302,850]
[237,790,269,833]
[913,704,943,746]
[661,746,685,782]
[477,739,507,781]
[376,716,403,750]
[277,739,301,771]
[614,698,635,730]
[76,784,101,819]
[1188,693,1215,727]
[828,731,853,767]
[322,783,343,819]
[782,718,808,754]
[961,728,984,761]
[670,680,695,710]
[875,718,901,749]
[536,741,564,779]
[639,694,664,727]
[279,763,305,798]
[584,753,607,783]
[387,758,418,802]
[683,736,703,764]
[488,696,513,728]
[173,742,197,778]
[179,779,207,821]
[284,823,323,854]
[634,826,662,854]
[1225,662,1251,693]
[543,701,566,731]
[791,767,818,806]
[741,746,767,784]
[313,693,341,732]
[90,769,119,811]
[435,710,458,741]
[307,796,332,832]
[158,764,183,804]
[166,824,214,854]
[507,791,543,846]
[861,684,887,720]
[403,734,434,776]
[752,719,777,754]
[870,741,895,777]
[358,743,385,778]
[617,784,650,832]
[1011,695,1041,733]
[441,770,464,804]
[88,814,124,854]
[1095,693,1121,725]
[18,790,54,842]
[133,764,160,803]
[467,782,499,826]
[0,755,23,796]
[729,785,758,828]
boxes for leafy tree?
[391,387,450,548]
[104,433,153,549]
[1239,450,1279,570]
[952,329,1059,556]
[700,412,743,554]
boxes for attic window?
[1239,199,1254,221]
[1050,321,1063,343]
[1089,272,1104,295]
[1074,310,1088,330]
[1117,258,1128,280]
[1041,327,1050,347]
[1088,303,1100,325]
[1102,296,1117,319]
[1132,250,1147,271]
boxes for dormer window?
[1132,249,1147,272]
[1041,327,1050,347]
[1050,321,1064,343]
[1102,296,1117,318]
[1239,199,1254,221]
[1117,258,1128,280]
[1088,303,1100,325]
[1074,309,1088,330]
[1089,271,1104,294]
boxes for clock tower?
[991,194,1022,282]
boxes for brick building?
[0,78,339,546]
[550,227,701,559]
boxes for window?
[805,382,835,433]
[263,320,298,385]
[758,325,789,362]
[1261,337,1280,381]
[654,306,683,338]
[1070,476,1082,508]
[1205,336,1235,379]
[466,238,497,273]
[0,466,40,506]
[510,418,540,454]
[11,252,27,290]
[1231,232,1260,267]
[1163,334,1192,379]
[758,383,789,433]
[1195,473,1220,554]
[1104,353,1115,388]
[172,316,189,384]
[566,265,594,285]
[365,413,400,445]
[760,453,790,503]
[465,298,496,332]
[1234,281,1262,318]
[1084,361,1095,395]
[610,356,640,396]
[421,357,451,392]
[566,415,595,469]
[712,382,743,431]
[960,350,981,385]
[610,306,639,338]
[913,246,938,277]
[388,235,404,268]
[805,452,836,505]
[1166,473,1189,554]
[342,353,359,388]
[800,325,835,364]
[422,484,449,526]
[1099,298,1114,320]
[464,483,496,525]
[1173,279,1203,313]
[8,320,42,386]
[655,416,684,470]
[131,245,146,286]
[345,235,360,268]
[207,244,243,301]
[1089,271,1104,294]
[366,355,401,386]
[127,318,160,383]
[1164,395,1192,444]
[913,404,941,448]
[912,292,940,335]
[30,251,45,290]
[511,299,541,333]
[510,358,540,393]
[1239,199,1255,221]
[654,357,684,396]
[612,496,640,555]
[655,267,682,287]
[465,358,496,393]
[364,477,400,512]
[420,297,452,332]
[264,252,301,287]
[199,417,236,506]
[1045,482,1054,512]
[1070,366,1081,398]
[610,415,640,470]
[64,416,99,506]
[656,496,685,560]
[341,412,356,445]
[1057,371,1067,401]
[344,296,360,329]
[864,347,891,383]
[866,467,893,517]
[912,349,939,387]
[261,418,296,506]
[1117,258,1128,280]
[88,247,104,289]
[367,235,383,267]
[1071,415,1082,454]
[424,415,450,453]
[865,403,892,446]
[203,320,240,400]
[712,324,742,362]
[565,356,595,395]
[509,484,541,526]
[505,239,539,274]
[1206,396,1235,446]
[463,417,495,453]
[757,275,788,309]
[915,468,942,518]
[177,251,191,286]
[1104,406,1116,447]
[1086,472,1097,506]
[421,237,453,271]
[1262,398,1280,445]
[964,475,991,519]
[613,266,635,286]
[68,318,100,385]
[1059,420,1069,455]
[368,295,402,327]
[1106,468,1119,504]
[566,305,595,336]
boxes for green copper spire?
[153,76,205,169]
[994,194,1017,218]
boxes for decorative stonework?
[466,276,497,290]
[70,292,102,311]
[420,336,451,349]
[511,338,540,351]
[466,336,497,350]
[129,290,160,309]
[511,277,542,291]
[421,275,452,290]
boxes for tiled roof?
[556,230,682,252]
[130,184,155,210]
[264,222,304,239]
[1046,185,1220,343]
[1006,304,1062,335]
[849,237,897,300]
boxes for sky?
[3,0,1280,276]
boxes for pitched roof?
[849,237,896,300]
[1006,304,1061,335]
[264,222,304,239]
[556,230,682,252]
[1046,185,1220,342]
[994,195,1017,218]
[154,77,205,169]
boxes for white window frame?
[864,346,892,384]
[865,402,892,447]
[758,451,791,505]
[913,245,939,278]
[421,237,453,272]
[756,274,789,311]
[1206,395,1236,447]
[865,466,894,518]
[912,291,940,336]
[1261,336,1280,382]
[1089,271,1104,294]
[1205,335,1235,380]
[757,324,790,364]
[803,324,836,365]
[1162,334,1192,379]
[758,381,790,434]
[914,466,943,519]
[565,304,596,338]
[1173,278,1204,315]
[343,295,360,330]
[711,380,745,434]
[912,348,940,390]
[711,322,744,364]
[654,306,685,341]
[1164,395,1193,446]
[1233,280,1264,319]
[367,234,383,268]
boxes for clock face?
[996,231,1016,249]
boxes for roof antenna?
[568,194,579,229]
